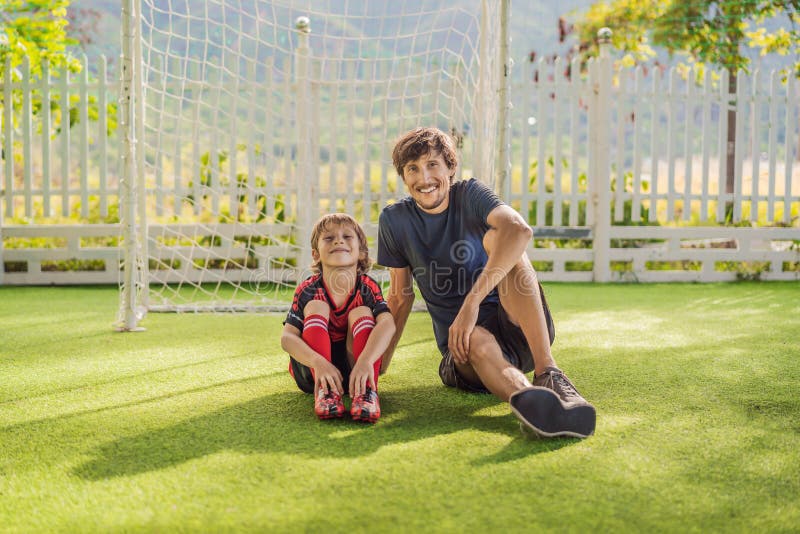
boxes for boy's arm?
[280,323,343,394]
[380,266,415,374]
[349,311,396,394]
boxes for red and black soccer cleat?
[315,389,345,419]
[350,387,381,423]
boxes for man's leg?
[454,326,531,402]
[483,229,555,375]
[479,229,596,437]
[456,324,595,438]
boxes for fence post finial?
[597,27,612,45]
[295,16,311,34]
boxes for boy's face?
[401,151,453,214]
[312,224,361,271]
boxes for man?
[377,127,596,438]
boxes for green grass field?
[1,283,799,533]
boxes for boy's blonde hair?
[309,213,371,275]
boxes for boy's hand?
[314,360,344,396]
[349,359,376,397]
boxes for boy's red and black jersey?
[284,273,390,341]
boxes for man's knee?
[467,328,503,365]
[438,353,486,393]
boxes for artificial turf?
[1,283,798,532]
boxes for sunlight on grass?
[1,283,799,532]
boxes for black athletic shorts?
[438,283,555,394]
[290,340,351,394]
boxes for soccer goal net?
[118,0,506,329]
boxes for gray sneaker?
[533,367,591,408]
[510,368,596,439]
[509,386,596,439]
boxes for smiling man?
[377,127,596,439]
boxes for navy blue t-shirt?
[377,178,503,353]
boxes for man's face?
[401,151,453,214]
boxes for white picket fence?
[1,46,799,286]
[1,56,120,221]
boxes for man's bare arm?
[465,204,532,308]
[448,204,532,361]
[380,266,415,374]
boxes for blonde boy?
[281,213,395,422]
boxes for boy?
[281,213,396,422]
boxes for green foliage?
[527,158,655,255]
[572,0,800,78]
[646,260,703,271]
[189,147,288,225]
[0,0,80,80]
[716,260,772,280]
[40,258,105,271]
[745,4,800,78]
[0,1,117,143]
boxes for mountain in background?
[67,0,594,66]
[67,0,791,73]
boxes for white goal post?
[118,0,511,330]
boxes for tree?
[0,0,80,80]
[568,0,800,216]
[1,0,115,149]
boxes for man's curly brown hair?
[392,127,458,181]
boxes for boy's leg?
[289,357,315,393]
[347,307,381,386]
[302,300,345,419]
[302,299,332,380]
[347,306,381,422]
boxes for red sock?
[302,314,331,383]
[351,316,380,390]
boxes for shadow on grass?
[1,350,266,406]
[74,385,577,480]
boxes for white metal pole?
[119,0,142,330]
[477,0,490,186]
[294,17,313,280]
[133,0,149,310]
[494,0,511,200]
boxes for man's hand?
[314,359,344,396]
[349,359,376,397]
[448,302,479,364]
